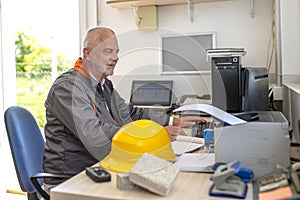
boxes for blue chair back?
[4,106,45,193]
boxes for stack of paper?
[175,153,215,172]
[172,135,204,155]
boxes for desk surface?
[51,163,253,200]
[284,82,300,94]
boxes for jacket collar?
[74,58,107,87]
[73,57,90,78]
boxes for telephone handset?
[291,162,300,192]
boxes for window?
[160,32,216,74]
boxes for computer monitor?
[242,67,269,111]
[129,80,173,108]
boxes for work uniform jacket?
[43,58,170,185]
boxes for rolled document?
[173,103,246,125]
[176,135,204,144]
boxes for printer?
[173,104,290,180]
[214,111,290,180]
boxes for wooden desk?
[51,164,253,200]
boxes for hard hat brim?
[100,143,176,172]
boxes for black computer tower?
[211,56,242,113]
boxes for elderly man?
[43,27,205,191]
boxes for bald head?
[82,27,119,81]
[83,27,116,50]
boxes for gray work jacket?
[43,67,170,185]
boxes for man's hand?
[164,126,186,141]
[173,116,206,127]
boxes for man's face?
[87,35,119,78]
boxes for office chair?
[4,106,71,200]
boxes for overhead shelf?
[106,0,231,10]
[106,0,255,28]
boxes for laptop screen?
[130,80,173,108]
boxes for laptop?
[129,80,173,109]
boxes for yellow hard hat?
[100,119,176,172]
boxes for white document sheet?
[175,153,215,172]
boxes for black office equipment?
[129,80,173,108]
[208,48,269,113]
[85,166,111,183]
[211,56,243,113]
[242,67,269,111]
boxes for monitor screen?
[130,80,173,107]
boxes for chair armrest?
[30,172,73,200]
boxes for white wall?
[0,0,4,146]
[97,0,274,102]
[0,0,16,109]
[0,0,17,141]
[280,0,300,82]
[0,0,18,194]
